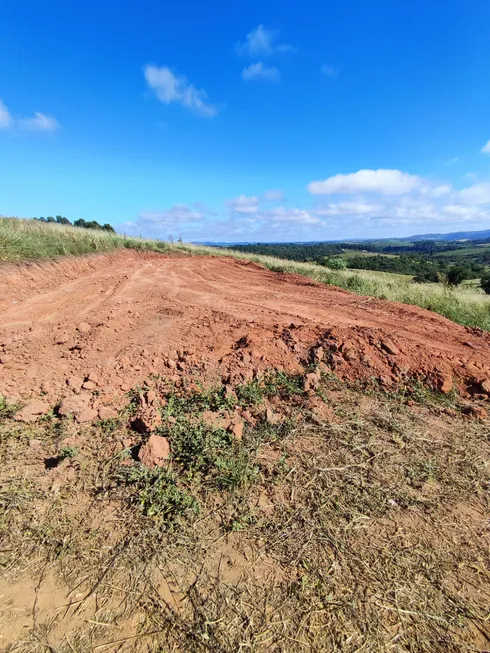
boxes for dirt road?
[1,251,489,404]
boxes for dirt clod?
[381,339,400,356]
[14,400,50,423]
[304,371,321,392]
[40,381,54,394]
[66,376,83,393]
[76,407,98,423]
[58,395,88,419]
[437,374,453,394]
[77,322,91,334]
[138,434,170,467]
[228,417,244,440]
[463,405,487,419]
[98,406,118,420]
[478,378,490,395]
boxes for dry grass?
[1,374,489,652]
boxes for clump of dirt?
[1,251,490,422]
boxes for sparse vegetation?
[1,371,489,651]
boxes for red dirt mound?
[1,251,489,414]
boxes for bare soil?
[1,251,490,652]
[1,250,489,408]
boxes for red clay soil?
[1,250,490,412]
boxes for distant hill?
[195,228,490,247]
[403,229,490,242]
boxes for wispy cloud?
[242,62,280,82]
[19,112,59,132]
[236,25,296,57]
[0,99,59,132]
[227,195,260,214]
[481,140,490,154]
[446,156,459,165]
[262,189,284,201]
[321,63,340,79]
[0,100,13,129]
[144,65,219,118]
[124,204,210,237]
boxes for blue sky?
[1,0,490,242]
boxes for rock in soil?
[75,407,98,423]
[228,417,244,439]
[98,406,118,420]
[478,378,490,395]
[437,374,453,394]
[77,322,92,334]
[202,410,231,431]
[303,371,321,392]
[462,405,487,420]
[381,339,400,356]
[66,376,84,393]
[58,395,89,419]
[14,400,50,423]
[138,434,170,467]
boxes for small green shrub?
[119,465,198,521]
[320,257,347,270]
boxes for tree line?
[33,216,115,232]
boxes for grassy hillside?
[2,216,490,330]
[0,216,170,261]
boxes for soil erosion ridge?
[1,250,489,413]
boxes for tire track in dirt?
[0,250,489,406]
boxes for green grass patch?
[117,465,199,522]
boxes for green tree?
[480,275,490,295]
[446,266,469,287]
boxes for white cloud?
[136,205,206,230]
[430,184,452,198]
[0,100,59,132]
[321,64,340,79]
[481,140,490,154]
[19,112,59,132]
[144,65,219,118]
[446,156,459,165]
[125,204,209,237]
[227,195,260,214]
[0,100,13,129]
[264,207,322,225]
[308,169,422,196]
[459,182,490,205]
[242,62,280,82]
[262,189,284,201]
[236,25,295,57]
[315,201,385,216]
